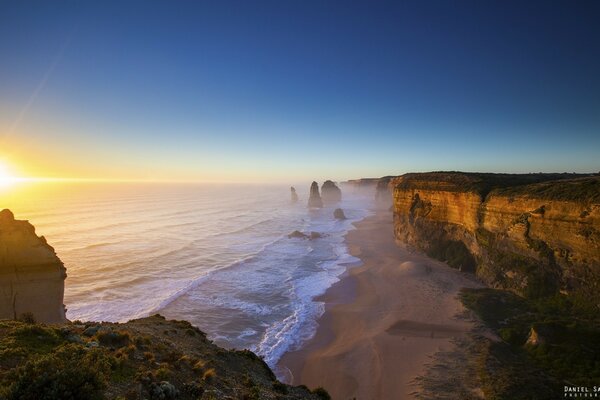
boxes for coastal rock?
[308,181,323,208]
[321,180,342,203]
[391,172,600,301]
[0,209,67,323]
[334,208,346,220]
[288,230,308,239]
[309,231,323,240]
[288,230,323,240]
[525,327,545,346]
[290,186,299,202]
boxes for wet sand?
[278,211,482,400]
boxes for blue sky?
[0,1,599,182]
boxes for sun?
[0,162,20,188]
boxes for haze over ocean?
[1,181,372,370]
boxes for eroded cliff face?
[0,209,67,323]
[392,173,600,300]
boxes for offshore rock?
[291,186,299,202]
[334,208,346,220]
[308,181,323,208]
[321,180,342,203]
[0,209,67,323]
[288,230,324,240]
[288,230,308,239]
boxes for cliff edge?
[0,209,67,323]
[391,172,600,302]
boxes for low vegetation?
[460,288,600,399]
[396,171,597,199]
[0,315,327,400]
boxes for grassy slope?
[0,315,329,400]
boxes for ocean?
[0,182,373,370]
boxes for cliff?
[0,209,67,323]
[321,180,341,203]
[0,315,327,400]
[291,186,299,202]
[391,172,600,301]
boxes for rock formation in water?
[334,208,346,220]
[288,230,308,239]
[288,230,323,240]
[391,172,600,301]
[290,186,299,202]
[321,180,342,203]
[308,181,323,208]
[0,209,67,323]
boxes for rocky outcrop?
[392,172,600,301]
[321,180,342,203]
[334,208,346,220]
[0,209,67,323]
[308,181,323,208]
[288,230,323,240]
[291,186,299,202]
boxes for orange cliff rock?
[391,172,600,301]
[0,209,67,323]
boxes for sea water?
[0,182,373,369]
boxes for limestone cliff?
[291,186,299,202]
[321,180,342,203]
[308,181,323,208]
[0,209,67,323]
[391,172,600,301]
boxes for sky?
[0,1,599,183]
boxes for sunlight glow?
[0,161,22,188]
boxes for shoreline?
[278,210,482,399]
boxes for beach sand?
[278,211,482,400]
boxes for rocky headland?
[0,209,67,323]
[291,186,299,203]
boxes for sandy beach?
[279,211,482,400]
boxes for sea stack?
[0,209,67,323]
[308,181,323,208]
[290,186,299,202]
[321,180,342,203]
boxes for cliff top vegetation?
[393,171,598,200]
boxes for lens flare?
[0,162,19,187]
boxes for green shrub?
[96,330,131,348]
[5,343,111,400]
[18,312,36,324]
[312,387,331,400]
